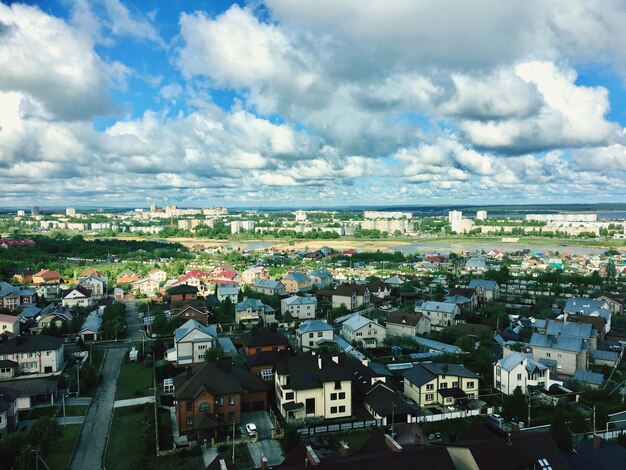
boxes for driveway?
[241,410,274,440]
[70,347,126,470]
[248,440,284,467]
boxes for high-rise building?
[476,210,487,220]
[66,207,76,216]
[295,210,307,222]
[448,210,462,223]
[16,210,25,217]
[150,204,157,212]
[31,206,39,216]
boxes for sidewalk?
[113,396,155,408]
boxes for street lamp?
[391,401,396,437]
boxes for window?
[216,397,224,407]
[452,381,459,388]
[286,392,294,400]
[546,353,551,358]
[440,383,448,389]
[186,401,192,411]
[261,369,273,381]
[309,341,314,346]
[199,402,210,412]
[331,406,337,414]
[186,418,193,426]
[338,392,345,399]
[228,396,235,406]
[425,393,434,401]
[309,333,314,338]
[467,381,474,389]
[305,398,315,414]
[426,384,434,391]
[228,411,234,422]
[334,381,341,390]
[256,348,262,353]
[557,354,562,359]
[517,374,522,381]
[317,332,323,337]
[331,393,337,400]
[339,405,345,413]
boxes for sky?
[1,1,626,209]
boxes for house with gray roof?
[341,314,386,348]
[216,284,238,303]
[572,370,604,388]
[308,269,333,287]
[282,272,313,293]
[78,309,103,342]
[493,351,560,395]
[467,279,499,301]
[251,279,285,296]
[0,335,64,374]
[562,298,612,334]
[529,332,589,376]
[168,319,218,366]
[235,298,275,325]
[403,362,480,408]
[281,295,317,320]
[415,301,463,328]
[296,320,334,350]
[0,387,19,437]
[0,282,36,310]
[465,257,487,273]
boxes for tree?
[205,348,224,363]
[280,424,300,454]
[570,411,588,434]
[550,403,573,451]
[28,416,61,453]
[16,444,36,470]
[502,387,526,422]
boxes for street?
[123,300,146,341]
[70,348,126,470]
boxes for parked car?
[488,413,503,424]
[245,423,258,436]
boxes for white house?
[296,320,334,350]
[132,278,160,296]
[494,351,560,395]
[467,279,499,301]
[168,319,218,366]
[61,286,93,308]
[78,274,107,299]
[341,314,386,348]
[415,301,462,328]
[148,268,167,283]
[252,279,286,296]
[385,312,430,337]
[0,314,20,337]
[235,298,276,325]
[0,335,64,374]
[216,285,238,303]
[275,353,352,422]
[0,387,19,438]
[281,295,317,320]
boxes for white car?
[488,413,503,424]
[245,423,258,436]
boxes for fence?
[297,419,382,436]
[410,409,482,424]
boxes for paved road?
[248,440,284,467]
[70,348,126,470]
[123,300,145,341]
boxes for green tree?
[550,403,573,451]
[502,387,526,422]
[28,416,61,453]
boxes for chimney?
[305,445,321,466]
[593,434,601,450]
[317,355,323,370]
[384,434,403,453]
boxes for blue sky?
[1,0,626,208]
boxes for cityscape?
[1,1,626,470]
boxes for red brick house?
[241,327,289,376]
[166,284,198,302]
[173,360,268,440]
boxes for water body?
[389,241,610,256]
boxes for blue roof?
[343,314,375,331]
[284,272,310,283]
[282,295,317,306]
[563,298,608,314]
[545,320,594,339]
[444,294,472,305]
[468,279,498,290]
[217,337,237,354]
[217,285,238,295]
[529,333,583,353]
[409,335,461,354]
[309,269,332,278]
[253,279,283,289]
[296,320,333,334]
[174,319,217,342]
[19,305,41,319]
[236,298,267,311]
[573,370,604,386]
[590,349,620,362]
[79,310,102,334]
[497,351,547,373]
[419,301,458,314]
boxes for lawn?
[105,405,154,470]
[115,361,154,400]
[218,443,254,470]
[154,447,204,470]
[20,406,56,420]
[62,405,89,417]
[91,348,105,370]
[330,430,372,452]
[44,424,81,470]
[157,408,173,450]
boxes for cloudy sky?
[1,0,626,208]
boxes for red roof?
[215,271,238,280]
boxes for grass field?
[19,406,56,420]
[104,405,153,470]
[62,405,89,417]
[218,443,254,470]
[44,424,81,470]
[330,430,373,452]
[115,361,154,400]
[157,408,173,450]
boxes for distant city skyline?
[1,1,626,206]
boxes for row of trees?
[102,303,127,340]
[0,416,61,469]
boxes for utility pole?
[62,393,66,425]
[232,419,235,463]
[391,402,396,436]
[77,364,80,396]
[527,392,531,427]
[593,404,596,433]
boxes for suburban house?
[240,266,269,286]
[170,305,210,325]
[465,257,487,273]
[494,351,560,395]
[12,269,35,284]
[0,387,20,438]
[403,362,480,408]
[562,298,612,334]
[216,285,238,303]
[275,353,352,422]
[168,319,218,366]
[0,335,64,374]
[173,359,269,440]
[167,284,199,303]
[78,274,107,299]
[596,292,624,316]
[308,269,333,287]
[0,282,36,310]
[235,298,276,325]
[37,306,75,332]
[61,285,93,308]
[366,279,391,299]
[251,279,286,296]
[445,287,477,309]
[116,269,140,284]
[320,283,370,310]
[415,301,463,328]
[32,269,61,285]
[0,360,18,380]
[172,271,208,295]
[241,327,289,377]
[467,279,499,301]
[341,314,386,348]
[132,277,160,296]
[0,314,20,337]
[385,312,431,337]
[296,320,334,350]
[282,272,313,293]
[529,332,589,376]
[281,295,317,320]
[148,268,167,283]
[384,275,406,287]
